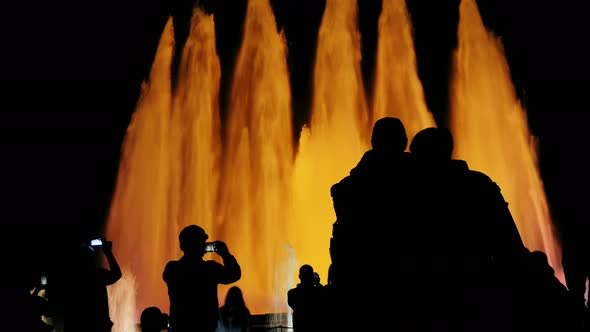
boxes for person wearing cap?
[163,225,241,332]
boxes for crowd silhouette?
[12,117,589,332]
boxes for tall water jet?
[106,17,174,330]
[372,0,435,138]
[218,0,294,314]
[169,8,222,255]
[106,8,222,328]
[450,0,563,281]
[293,0,370,282]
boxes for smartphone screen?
[40,276,47,286]
[90,238,103,246]
[204,242,216,252]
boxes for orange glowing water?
[104,0,564,330]
[217,0,294,314]
[106,9,222,330]
[372,0,435,137]
[292,0,370,290]
[450,0,563,282]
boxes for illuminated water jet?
[450,0,563,282]
[103,1,564,331]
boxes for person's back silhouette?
[329,117,416,330]
[140,306,169,332]
[63,238,122,332]
[287,264,326,332]
[163,224,241,332]
[218,286,251,332]
[409,126,530,331]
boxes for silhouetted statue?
[64,238,122,332]
[287,264,326,332]
[163,224,241,332]
[140,306,170,332]
[218,286,251,332]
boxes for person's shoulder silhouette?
[288,264,326,331]
[140,306,169,332]
[64,238,122,332]
[351,116,411,177]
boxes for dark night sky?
[2,0,589,280]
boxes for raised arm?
[215,241,241,284]
[101,240,122,285]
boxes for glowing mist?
[450,0,563,282]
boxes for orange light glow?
[218,0,294,315]
[372,0,435,137]
[291,0,370,300]
[104,0,564,330]
[450,0,563,282]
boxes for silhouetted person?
[322,264,343,331]
[163,225,241,332]
[287,264,326,332]
[9,270,54,332]
[409,127,529,331]
[312,272,322,288]
[330,117,416,330]
[64,238,122,332]
[141,306,169,332]
[219,286,251,332]
[331,117,412,247]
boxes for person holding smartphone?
[163,224,241,332]
[64,238,122,332]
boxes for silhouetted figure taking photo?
[64,238,122,332]
[163,224,241,332]
[287,264,326,332]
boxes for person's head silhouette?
[140,306,168,332]
[224,286,247,308]
[179,224,209,256]
[298,264,315,285]
[410,127,454,161]
[371,117,408,153]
